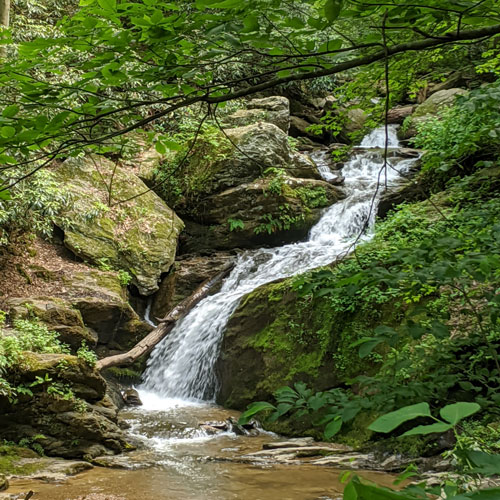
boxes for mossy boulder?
[225,96,290,133]
[5,269,153,351]
[52,156,184,295]
[6,297,98,350]
[180,177,344,252]
[401,88,469,139]
[0,353,130,459]
[216,278,383,409]
[413,88,468,117]
[18,353,106,401]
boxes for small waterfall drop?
[141,127,417,402]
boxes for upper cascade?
[141,127,418,402]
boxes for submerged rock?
[122,389,143,406]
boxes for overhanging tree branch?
[1,22,499,191]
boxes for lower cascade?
[141,126,417,402]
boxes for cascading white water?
[141,126,417,402]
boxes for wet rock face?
[0,353,131,459]
[53,155,184,295]
[122,389,142,406]
[0,474,8,491]
[180,177,344,253]
[152,251,234,318]
[216,279,349,410]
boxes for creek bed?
[6,395,398,500]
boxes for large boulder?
[6,297,98,350]
[52,156,184,295]
[399,88,468,140]
[180,177,344,252]
[343,107,368,135]
[413,88,468,118]
[225,96,290,133]
[216,278,370,409]
[5,268,153,351]
[0,353,131,459]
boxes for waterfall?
[141,127,417,402]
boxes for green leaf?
[401,422,452,436]
[439,402,480,425]
[454,488,500,499]
[324,416,342,439]
[358,338,384,359]
[324,0,343,23]
[465,450,500,476]
[155,141,166,155]
[0,126,16,138]
[348,476,424,499]
[0,188,11,201]
[238,401,276,425]
[368,403,431,433]
[2,105,19,118]
[97,0,116,10]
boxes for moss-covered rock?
[413,88,468,117]
[180,177,344,252]
[0,353,130,459]
[6,297,98,349]
[52,156,184,295]
[225,96,290,133]
[216,277,386,410]
[5,269,153,351]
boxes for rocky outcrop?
[5,267,153,352]
[400,88,468,139]
[0,353,131,459]
[6,297,98,350]
[152,107,341,253]
[180,177,344,252]
[225,96,290,133]
[52,156,184,295]
[216,278,376,409]
[151,251,234,319]
[412,88,468,118]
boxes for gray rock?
[122,389,143,406]
[53,156,184,295]
[226,96,290,133]
[413,88,468,117]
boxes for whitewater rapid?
[141,125,416,402]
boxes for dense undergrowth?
[240,83,500,497]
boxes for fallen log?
[96,261,234,371]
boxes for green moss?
[0,445,42,475]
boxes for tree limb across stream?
[96,261,235,371]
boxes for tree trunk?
[0,0,9,27]
[0,0,10,58]
[96,261,234,371]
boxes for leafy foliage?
[413,82,500,187]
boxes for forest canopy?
[0,0,499,196]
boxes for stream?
[7,126,418,500]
